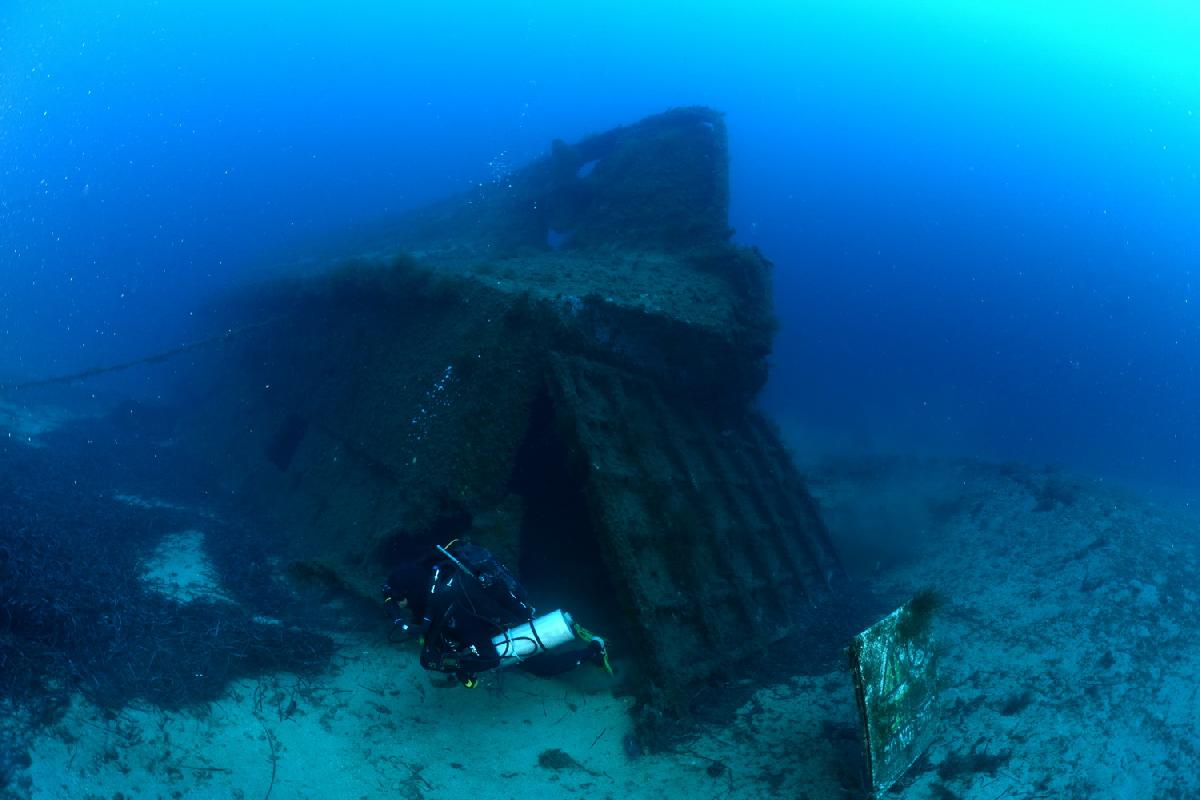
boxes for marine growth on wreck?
[185,107,847,707]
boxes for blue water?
[3,1,1197,495]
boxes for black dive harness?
[390,542,539,677]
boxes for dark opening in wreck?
[511,387,626,647]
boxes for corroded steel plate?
[849,595,939,796]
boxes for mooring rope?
[0,317,282,393]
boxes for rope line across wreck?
[0,317,281,393]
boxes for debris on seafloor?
[849,591,941,796]
[537,748,601,776]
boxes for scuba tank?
[491,610,577,665]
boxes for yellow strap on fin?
[573,622,613,676]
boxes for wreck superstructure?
[189,107,844,704]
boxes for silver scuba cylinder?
[492,610,576,665]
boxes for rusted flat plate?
[849,593,940,796]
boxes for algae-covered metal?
[849,595,940,796]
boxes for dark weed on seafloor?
[0,415,335,734]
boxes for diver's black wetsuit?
[385,542,604,685]
[518,641,605,676]
[415,563,507,679]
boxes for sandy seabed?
[9,455,1200,800]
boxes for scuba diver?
[382,539,611,688]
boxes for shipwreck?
[185,106,848,709]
